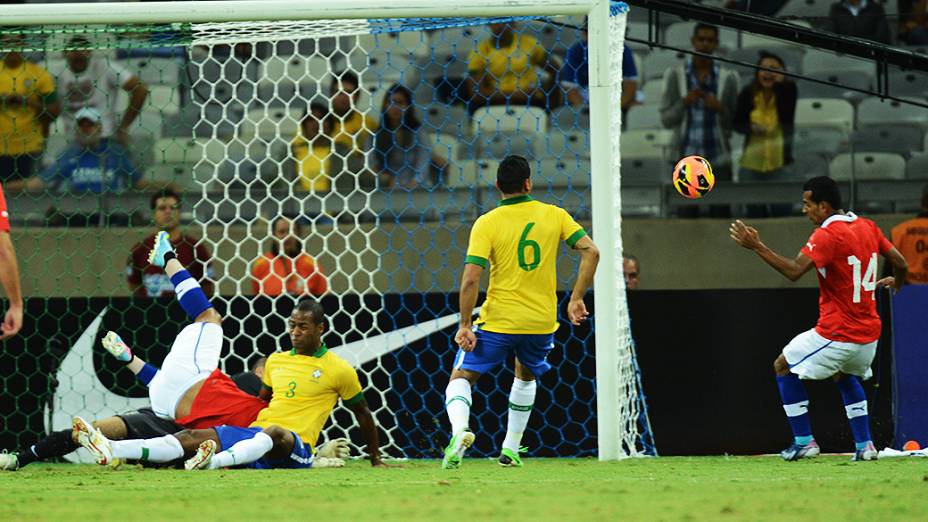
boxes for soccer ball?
[672,155,715,199]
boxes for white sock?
[209,431,273,469]
[503,378,536,453]
[111,435,184,463]
[445,378,472,436]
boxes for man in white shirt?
[57,37,150,145]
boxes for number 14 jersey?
[800,212,894,344]
[465,195,586,335]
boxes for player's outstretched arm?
[348,398,393,467]
[730,220,813,282]
[455,263,483,351]
[568,235,599,325]
[0,230,23,340]
[877,246,908,292]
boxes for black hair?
[751,51,786,91]
[693,23,719,38]
[294,299,327,328]
[623,253,639,266]
[268,216,303,256]
[497,155,531,194]
[375,83,422,156]
[803,176,842,210]
[331,71,360,93]
[249,355,267,373]
[150,188,181,210]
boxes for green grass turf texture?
[1,456,925,521]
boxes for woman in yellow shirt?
[467,22,561,110]
[291,102,334,193]
[733,52,797,217]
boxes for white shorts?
[149,322,223,419]
[783,328,877,381]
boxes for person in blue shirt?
[20,107,143,193]
[559,20,638,112]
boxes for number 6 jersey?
[800,212,894,344]
[465,195,586,335]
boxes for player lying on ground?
[442,155,600,469]
[730,176,908,462]
[76,298,389,469]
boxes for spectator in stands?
[13,108,142,193]
[466,22,561,111]
[623,254,640,290]
[127,188,214,297]
[0,36,61,184]
[733,51,797,218]
[827,0,892,44]
[659,23,739,218]
[291,102,334,193]
[251,216,328,297]
[57,37,150,145]
[329,72,376,155]
[560,20,638,116]
[899,0,928,45]
[890,185,928,284]
[373,84,447,190]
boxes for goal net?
[0,0,651,461]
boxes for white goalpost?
[0,0,646,460]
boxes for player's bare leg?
[774,354,820,461]
[499,359,537,468]
[443,368,479,469]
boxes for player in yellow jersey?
[77,299,388,469]
[442,155,600,469]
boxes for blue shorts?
[213,425,314,469]
[453,328,556,377]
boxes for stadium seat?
[851,124,924,157]
[147,163,198,192]
[794,98,854,133]
[544,131,590,160]
[792,125,849,158]
[422,104,469,135]
[625,105,662,130]
[906,154,928,179]
[474,131,541,160]
[446,159,498,188]
[472,106,548,135]
[887,70,928,98]
[431,133,465,162]
[552,106,590,130]
[625,21,653,52]
[663,21,738,53]
[779,0,837,20]
[240,107,301,140]
[350,48,417,84]
[787,153,831,180]
[828,152,906,180]
[256,81,299,106]
[801,50,874,77]
[536,158,591,188]
[857,98,928,130]
[125,57,181,86]
[639,79,665,106]
[799,71,872,101]
[145,85,180,115]
[620,129,672,160]
[621,157,664,184]
[153,138,204,164]
[434,25,493,60]
[643,50,687,82]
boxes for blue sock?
[837,376,871,449]
[137,362,159,386]
[776,373,813,445]
[170,269,212,320]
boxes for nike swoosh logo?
[49,306,473,462]
[45,307,150,463]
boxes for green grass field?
[1,457,925,521]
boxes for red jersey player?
[0,183,23,340]
[730,176,908,462]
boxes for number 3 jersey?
[251,345,363,447]
[800,212,893,344]
[465,195,586,335]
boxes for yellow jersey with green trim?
[465,195,586,334]
[251,345,363,447]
